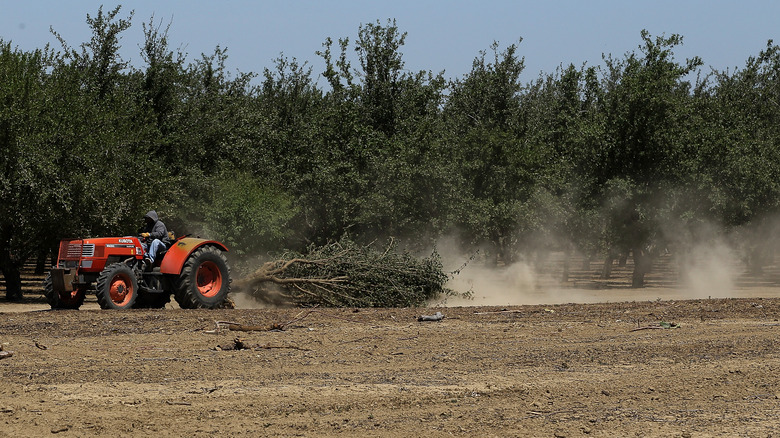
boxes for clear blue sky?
[2,1,779,83]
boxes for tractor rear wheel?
[96,263,138,310]
[43,273,86,310]
[174,246,231,309]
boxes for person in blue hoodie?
[140,210,169,266]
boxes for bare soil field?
[2,254,780,437]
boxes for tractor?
[44,233,231,310]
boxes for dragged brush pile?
[237,238,452,307]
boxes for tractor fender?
[159,238,229,275]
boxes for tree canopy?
[3,6,780,298]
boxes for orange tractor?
[44,234,231,310]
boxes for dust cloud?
[441,261,542,306]
[229,289,284,309]
[437,258,633,307]
[225,218,780,309]
[677,239,740,299]
[435,220,780,307]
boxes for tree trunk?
[746,246,767,275]
[581,254,592,271]
[631,268,645,288]
[561,248,571,283]
[601,256,615,279]
[491,236,506,267]
[35,250,49,275]
[1,264,23,300]
[631,247,649,288]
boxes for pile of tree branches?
[236,238,453,307]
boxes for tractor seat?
[155,231,176,262]
[156,246,169,262]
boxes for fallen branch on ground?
[214,337,311,352]
[227,323,285,332]
[473,309,523,315]
[234,237,454,307]
[630,321,680,332]
[418,312,444,322]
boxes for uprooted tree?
[235,238,454,307]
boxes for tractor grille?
[59,241,78,260]
[81,244,95,257]
[65,243,82,259]
[59,241,95,260]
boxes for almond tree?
[0,43,58,299]
[0,6,165,299]
[597,31,702,287]
[698,41,780,272]
[443,41,544,264]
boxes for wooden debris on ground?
[630,321,680,332]
[215,337,311,352]
[203,308,361,334]
[473,309,524,315]
[418,311,444,322]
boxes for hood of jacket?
[144,210,159,223]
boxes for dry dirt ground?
[2,257,780,437]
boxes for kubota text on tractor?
[44,234,231,310]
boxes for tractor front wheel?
[43,273,86,310]
[174,246,231,309]
[96,263,138,310]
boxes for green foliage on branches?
[6,7,780,298]
[178,171,298,256]
[0,42,60,298]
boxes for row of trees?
[3,6,780,298]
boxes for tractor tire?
[43,273,86,310]
[174,246,231,309]
[134,292,171,309]
[96,263,138,310]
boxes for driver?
[140,210,168,267]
